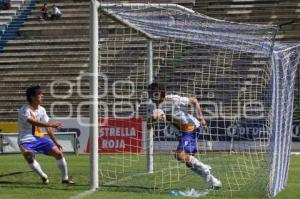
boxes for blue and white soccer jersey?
[18,104,54,155]
[150,95,202,155]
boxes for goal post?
[147,39,154,174]
[89,0,99,191]
[90,1,300,197]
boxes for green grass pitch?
[0,154,299,199]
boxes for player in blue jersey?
[18,85,74,185]
[147,82,221,189]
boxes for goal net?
[92,1,300,197]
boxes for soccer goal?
[88,0,300,197]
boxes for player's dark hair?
[26,85,42,103]
[147,82,166,98]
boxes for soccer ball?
[152,109,166,121]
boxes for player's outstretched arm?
[27,118,64,128]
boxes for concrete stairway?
[0,0,38,50]
[194,0,300,41]
[0,0,27,29]
[0,0,34,40]
[194,0,300,120]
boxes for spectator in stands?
[40,3,50,20]
[51,5,62,20]
[0,0,11,10]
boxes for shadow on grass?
[0,181,88,191]
[0,171,88,191]
[0,171,32,178]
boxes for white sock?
[188,156,211,176]
[29,159,48,179]
[189,156,207,168]
[56,157,68,180]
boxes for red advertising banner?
[86,117,143,153]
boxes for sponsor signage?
[86,117,143,153]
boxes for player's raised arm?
[27,118,64,128]
[188,97,207,127]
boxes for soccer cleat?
[62,178,75,185]
[41,177,49,185]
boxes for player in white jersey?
[18,85,74,185]
[147,82,221,189]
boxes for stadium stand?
[194,0,300,120]
[194,0,300,41]
[0,0,299,121]
[0,0,37,49]
[0,0,195,121]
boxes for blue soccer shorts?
[20,137,55,155]
[176,127,201,155]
